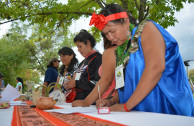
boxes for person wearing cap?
[88,3,194,116]
[42,58,60,96]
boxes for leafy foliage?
[0,22,40,89]
[1,0,193,45]
[0,0,193,91]
[35,82,62,97]
[1,0,193,35]
[189,69,194,83]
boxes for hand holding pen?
[96,85,112,108]
[97,85,111,114]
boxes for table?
[0,104,194,126]
[0,106,14,126]
[85,110,194,126]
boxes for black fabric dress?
[75,52,102,100]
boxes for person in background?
[1,76,4,91]
[0,73,3,98]
[64,29,102,101]
[42,58,60,96]
[16,77,23,93]
[90,3,194,116]
[56,47,78,99]
[0,73,4,91]
[72,32,118,107]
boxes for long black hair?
[58,47,78,75]
[16,77,23,90]
[101,32,112,49]
[100,3,137,25]
[73,29,96,48]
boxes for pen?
[98,85,101,108]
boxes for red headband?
[89,11,128,30]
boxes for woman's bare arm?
[123,21,166,111]
[72,46,117,106]
[96,91,119,108]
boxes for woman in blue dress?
[90,3,194,116]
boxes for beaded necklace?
[115,19,148,68]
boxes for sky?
[0,2,194,72]
[166,2,194,71]
[70,2,194,72]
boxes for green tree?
[189,69,194,83]
[0,22,41,90]
[1,0,194,89]
[1,0,194,39]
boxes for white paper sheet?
[0,84,21,101]
[45,106,98,114]
[9,101,26,106]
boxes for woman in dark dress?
[65,29,102,101]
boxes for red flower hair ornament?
[89,11,128,30]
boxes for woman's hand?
[110,103,127,112]
[64,79,76,90]
[96,98,112,108]
[72,100,90,107]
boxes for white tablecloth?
[0,106,14,126]
[0,104,194,126]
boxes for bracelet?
[124,103,130,112]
